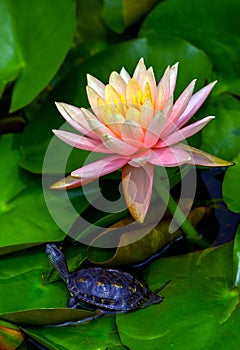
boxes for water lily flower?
[51,58,232,222]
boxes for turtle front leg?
[68,296,79,309]
[68,296,96,311]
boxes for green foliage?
[117,239,240,349]
[140,0,240,93]
[24,317,123,350]
[0,0,240,348]
[0,320,24,350]
[0,134,63,254]
[201,96,240,161]
[0,134,93,255]
[223,152,240,213]
[1,228,240,349]
[0,0,76,112]
[103,0,157,33]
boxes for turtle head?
[46,244,69,282]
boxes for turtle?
[46,244,170,312]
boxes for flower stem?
[154,170,208,248]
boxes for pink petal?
[128,150,151,167]
[120,67,131,84]
[109,71,127,95]
[50,175,89,189]
[121,120,144,147]
[176,81,217,128]
[102,134,138,156]
[125,107,141,124]
[177,144,233,167]
[141,99,154,129]
[158,65,170,105]
[81,108,115,138]
[163,95,174,117]
[86,86,104,110]
[109,113,125,137]
[72,155,129,179]
[126,78,141,105]
[52,129,112,153]
[87,74,105,98]
[133,58,147,86]
[155,84,165,111]
[55,102,99,140]
[168,79,196,125]
[157,116,215,147]
[149,147,191,167]
[144,111,166,147]
[169,62,179,95]
[104,84,121,104]
[142,67,156,102]
[122,163,154,223]
[155,62,178,109]
[96,100,115,125]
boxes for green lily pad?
[201,95,240,162]
[20,36,212,174]
[0,134,32,203]
[0,134,93,254]
[87,216,182,265]
[140,0,240,93]
[1,224,240,348]
[0,177,65,254]
[222,152,240,213]
[0,245,98,326]
[2,309,99,327]
[23,316,123,350]
[28,0,113,98]
[0,320,24,350]
[87,207,209,265]
[116,237,240,349]
[76,0,111,46]
[103,0,157,33]
[0,0,76,112]
[0,247,66,314]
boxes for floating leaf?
[201,95,240,162]
[103,0,157,33]
[0,0,76,112]
[2,309,99,327]
[0,320,24,350]
[0,134,97,254]
[88,207,209,265]
[1,225,240,348]
[222,152,240,213]
[0,247,67,315]
[140,0,240,92]
[76,0,111,46]
[23,317,122,350]
[0,178,66,254]
[117,238,240,349]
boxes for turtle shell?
[67,267,157,311]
